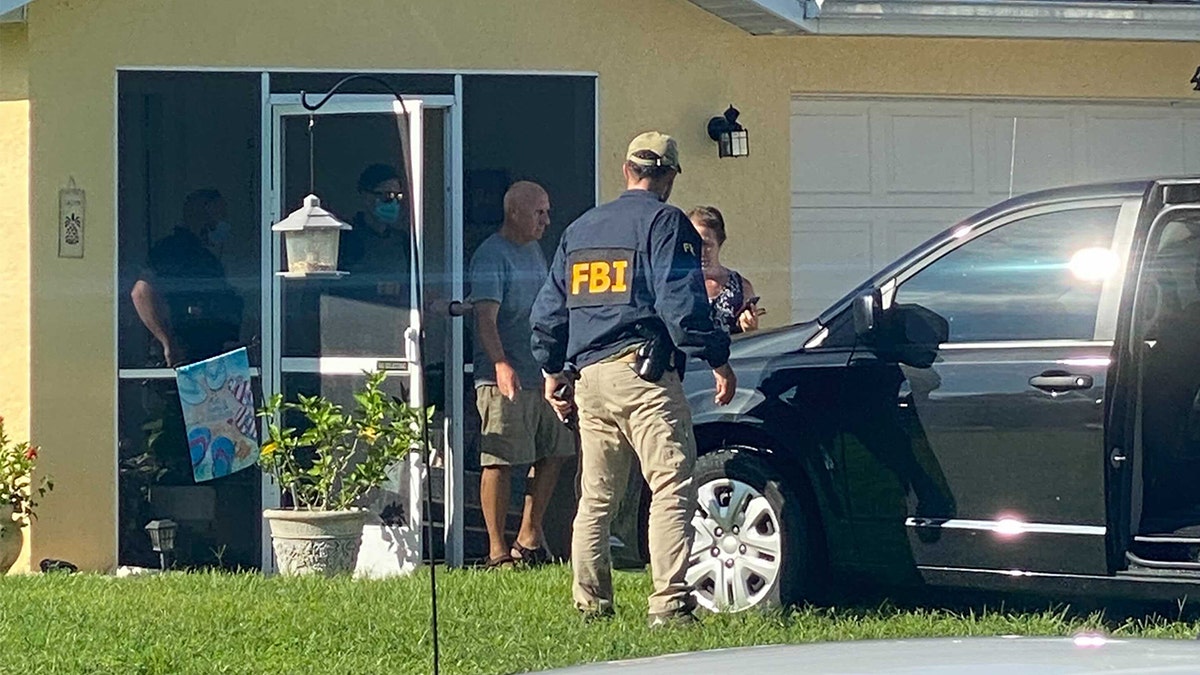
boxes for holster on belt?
[632,320,676,383]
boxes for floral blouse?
[710,269,746,335]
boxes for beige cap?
[626,131,682,174]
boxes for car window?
[1138,215,1200,335]
[894,206,1121,343]
[820,308,857,348]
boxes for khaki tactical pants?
[571,356,698,616]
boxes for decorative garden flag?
[175,348,259,482]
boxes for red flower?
[24,446,37,461]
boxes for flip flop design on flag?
[175,348,260,482]
[228,376,256,438]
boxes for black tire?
[688,448,818,612]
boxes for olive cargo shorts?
[476,386,577,467]
[571,357,698,616]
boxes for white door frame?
[262,92,464,571]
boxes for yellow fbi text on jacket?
[566,248,635,308]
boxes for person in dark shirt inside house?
[130,188,243,367]
[341,163,411,307]
[279,164,413,359]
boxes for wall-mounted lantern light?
[273,194,352,278]
[707,105,749,158]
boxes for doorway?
[264,94,459,569]
[1129,205,1200,566]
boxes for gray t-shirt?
[468,232,548,386]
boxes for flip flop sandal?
[510,541,551,567]
[482,554,515,570]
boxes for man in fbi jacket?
[530,131,736,628]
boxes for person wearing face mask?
[130,188,244,367]
[207,216,233,258]
[340,163,411,305]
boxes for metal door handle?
[1110,447,1127,469]
[1029,371,1093,393]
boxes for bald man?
[469,181,576,568]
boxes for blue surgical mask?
[374,200,401,225]
[210,219,232,244]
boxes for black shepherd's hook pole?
[302,74,440,675]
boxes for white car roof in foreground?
[542,636,1200,674]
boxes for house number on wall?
[58,177,85,259]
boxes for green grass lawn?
[1,565,1199,674]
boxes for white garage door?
[790,98,1200,322]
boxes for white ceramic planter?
[263,507,368,577]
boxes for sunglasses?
[372,190,404,203]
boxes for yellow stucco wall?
[1,23,28,100]
[17,0,1200,570]
[0,23,31,573]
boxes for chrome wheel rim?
[687,477,782,613]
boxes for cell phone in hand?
[552,383,578,431]
[739,296,761,314]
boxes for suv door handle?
[1029,370,1093,393]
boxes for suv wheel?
[686,449,813,613]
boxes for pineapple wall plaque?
[58,177,85,259]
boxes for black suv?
[683,178,1200,613]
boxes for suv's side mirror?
[890,303,949,368]
[853,289,883,339]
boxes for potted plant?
[0,416,53,575]
[258,371,427,576]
